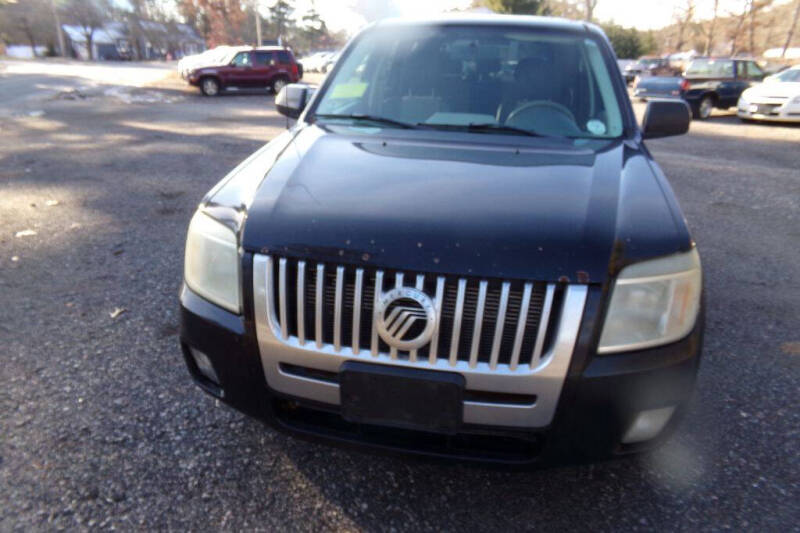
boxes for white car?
[300,52,333,73]
[737,66,800,122]
[178,46,244,79]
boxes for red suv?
[188,47,301,97]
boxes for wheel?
[271,77,288,95]
[693,96,714,120]
[200,77,220,97]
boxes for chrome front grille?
[263,255,561,371]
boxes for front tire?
[693,96,714,120]
[200,77,220,97]
[271,77,288,95]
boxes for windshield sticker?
[587,120,607,135]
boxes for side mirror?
[642,99,691,139]
[275,83,317,119]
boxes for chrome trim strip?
[390,272,404,359]
[428,276,445,364]
[531,283,555,367]
[509,282,532,370]
[468,280,488,368]
[410,274,426,362]
[449,278,467,366]
[371,270,383,356]
[253,255,589,428]
[333,266,344,351]
[315,263,324,349]
[264,256,278,328]
[489,282,510,370]
[296,260,306,345]
[278,258,288,340]
[352,268,363,355]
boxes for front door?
[227,51,256,87]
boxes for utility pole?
[782,0,800,58]
[255,1,262,46]
[50,0,66,57]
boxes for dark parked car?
[623,56,674,84]
[180,16,702,465]
[187,46,301,96]
[634,57,766,119]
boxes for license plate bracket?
[339,362,465,434]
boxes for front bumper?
[179,263,703,465]
[737,100,800,122]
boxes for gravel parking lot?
[1,63,798,531]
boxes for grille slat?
[352,268,363,354]
[333,266,344,351]
[265,256,558,372]
[489,282,511,370]
[315,264,324,349]
[510,282,532,370]
[297,261,306,345]
[469,281,488,368]
[450,279,468,366]
[531,284,555,367]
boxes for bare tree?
[50,0,65,55]
[674,0,695,52]
[0,0,55,56]
[782,0,800,57]
[62,0,110,60]
[703,0,719,55]
[748,0,773,55]
[729,0,751,56]
[584,0,598,22]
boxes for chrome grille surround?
[253,254,588,428]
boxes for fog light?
[190,347,220,384]
[622,406,675,444]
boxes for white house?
[62,21,204,61]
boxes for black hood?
[239,125,690,283]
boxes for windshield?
[774,68,800,82]
[685,59,734,78]
[312,25,625,139]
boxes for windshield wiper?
[313,113,415,129]
[416,122,544,137]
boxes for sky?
[278,0,793,34]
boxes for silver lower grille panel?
[253,254,588,428]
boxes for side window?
[747,61,764,80]
[277,51,291,64]
[720,61,734,77]
[254,51,273,66]
[231,52,252,67]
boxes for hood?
[745,81,800,99]
[238,126,689,283]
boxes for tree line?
[655,0,800,58]
[0,0,348,59]
[482,0,800,58]
[2,0,799,60]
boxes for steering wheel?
[505,100,577,131]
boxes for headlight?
[598,249,701,353]
[184,210,241,313]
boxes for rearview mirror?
[642,99,691,139]
[275,83,316,119]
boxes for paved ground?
[1,62,798,531]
